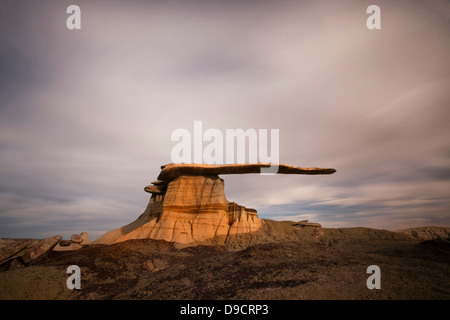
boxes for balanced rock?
[59,240,71,247]
[96,163,336,246]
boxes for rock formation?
[96,163,336,246]
[53,232,92,251]
[292,220,322,228]
[157,163,336,182]
[0,236,61,270]
[70,234,83,244]
[395,226,450,241]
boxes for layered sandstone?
[96,163,336,246]
[96,175,261,245]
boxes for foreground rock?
[0,236,61,270]
[395,226,450,241]
[70,234,83,244]
[96,163,336,247]
[79,232,92,244]
[292,220,322,228]
[52,232,92,251]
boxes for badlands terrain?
[0,221,449,300]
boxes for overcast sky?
[1,0,449,239]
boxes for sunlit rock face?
[96,163,335,246]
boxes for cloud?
[0,0,449,239]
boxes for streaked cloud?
[0,0,449,239]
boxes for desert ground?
[0,220,449,300]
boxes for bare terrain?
[0,220,449,300]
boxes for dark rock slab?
[158,163,336,182]
[20,235,62,264]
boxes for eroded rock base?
[96,175,262,246]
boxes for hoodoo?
[96,163,336,246]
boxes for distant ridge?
[394,226,450,241]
